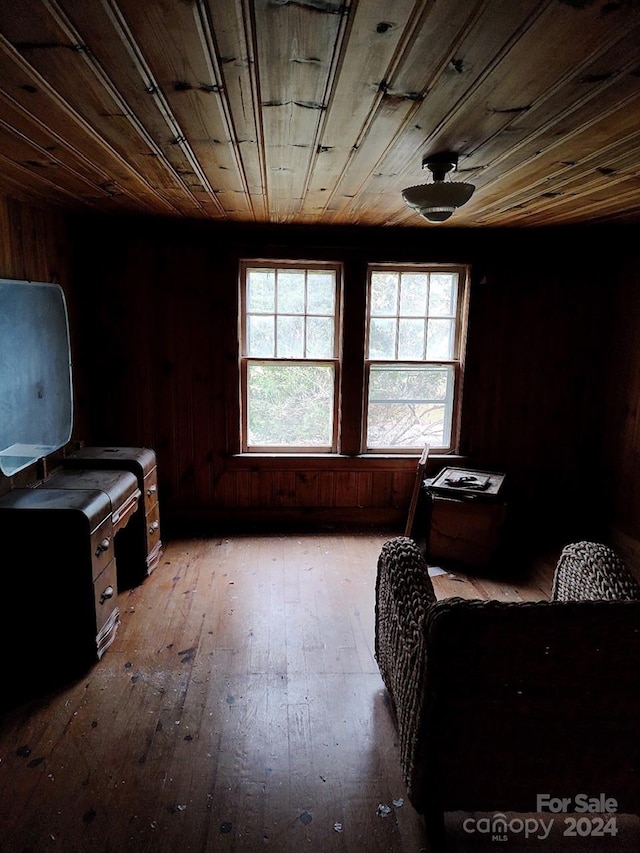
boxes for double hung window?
[364,266,467,452]
[239,262,341,452]
[239,261,468,454]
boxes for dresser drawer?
[93,560,118,632]
[145,502,161,552]
[90,517,115,579]
[143,467,159,512]
[112,488,140,534]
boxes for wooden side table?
[427,494,507,566]
[424,468,507,567]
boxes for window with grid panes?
[364,265,468,452]
[240,262,341,452]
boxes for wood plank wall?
[461,251,610,544]
[2,194,639,552]
[70,215,634,547]
[0,194,81,496]
[603,252,640,558]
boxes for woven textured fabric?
[374,537,435,800]
[374,536,640,830]
[552,540,640,601]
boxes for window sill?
[228,452,467,471]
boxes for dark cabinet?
[0,487,120,701]
[0,447,163,706]
[63,447,162,583]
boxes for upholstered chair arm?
[552,540,640,601]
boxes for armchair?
[375,537,640,850]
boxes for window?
[239,262,341,452]
[364,265,467,452]
[239,260,468,455]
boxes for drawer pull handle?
[147,485,157,496]
[100,585,115,605]
[96,537,111,556]
[149,521,160,533]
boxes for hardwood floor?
[0,530,637,852]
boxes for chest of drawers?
[63,447,162,584]
[0,447,162,704]
[0,487,120,696]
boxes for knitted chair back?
[552,540,640,601]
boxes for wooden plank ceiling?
[0,0,639,228]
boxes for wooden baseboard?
[163,506,405,537]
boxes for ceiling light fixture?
[402,153,475,223]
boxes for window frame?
[362,263,469,454]
[239,260,343,454]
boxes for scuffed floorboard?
[0,531,637,852]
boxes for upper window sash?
[366,266,465,363]
[240,262,341,360]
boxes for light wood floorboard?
[0,531,637,852]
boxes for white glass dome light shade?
[402,180,476,222]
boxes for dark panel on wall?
[461,254,609,542]
[0,195,69,287]
[603,252,640,555]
